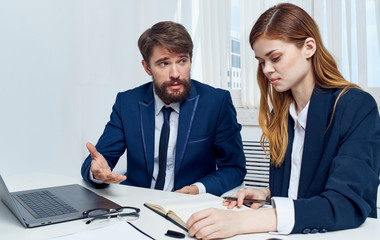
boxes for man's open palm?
[86,142,127,184]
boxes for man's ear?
[142,60,152,76]
[304,37,316,59]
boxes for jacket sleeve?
[199,91,247,196]
[292,91,380,233]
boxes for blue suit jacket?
[81,80,246,196]
[270,86,380,233]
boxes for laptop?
[0,174,121,228]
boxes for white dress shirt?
[271,101,309,235]
[90,89,206,193]
[151,93,180,191]
[151,91,205,193]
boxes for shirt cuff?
[269,197,295,235]
[88,170,105,184]
[193,182,206,194]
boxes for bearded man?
[81,21,246,196]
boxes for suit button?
[302,228,311,234]
[311,228,319,233]
[319,228,327,233]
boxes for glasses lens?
[117,208,139,221]
[86,209,109,218]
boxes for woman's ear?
[304,37,316,59]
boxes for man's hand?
[86,142,127,184]
[175,185,199,194]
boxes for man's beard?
[153,76,191,104]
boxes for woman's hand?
[223,187,270,209]
[186,207,277,239]
[186,208,244,240]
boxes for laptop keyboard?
[15,191,78,219]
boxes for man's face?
[142,45,191,104]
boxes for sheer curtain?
[238,0,262,109]
[376,0,380,53]
[198,0,230,89]
[238,0,380,108]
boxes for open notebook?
[144,193,248,231]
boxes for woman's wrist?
[237,208,277,234]
[259,188,271,201]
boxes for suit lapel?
[139,84,155,177]
[297,86,333,197]
[175,82,199,175]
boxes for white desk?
[1,173,379,240]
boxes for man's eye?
[159,62,168,67]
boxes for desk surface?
[1,173,379,240]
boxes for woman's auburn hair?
[249,3,360,167]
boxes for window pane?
[230,0,241,89]
[231,38,240,54]
[232,54,240,68]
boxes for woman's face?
[252,37,315,94]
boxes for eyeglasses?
[83,206,140,224]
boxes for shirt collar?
[153,86,180,116]
[289,101,310,130]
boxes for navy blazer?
[81,80,246,196]
[270,86,380,233]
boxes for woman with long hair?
[186,3,380,239]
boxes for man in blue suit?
[81,21,246,196]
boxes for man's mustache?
[167,78,185,86]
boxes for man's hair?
[138,21,193,64]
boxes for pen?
[223,196,271,205]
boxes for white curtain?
[198,0,231,89]
[376,0,380,55]
[238,0,262,109]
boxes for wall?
[0,0,194,177]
